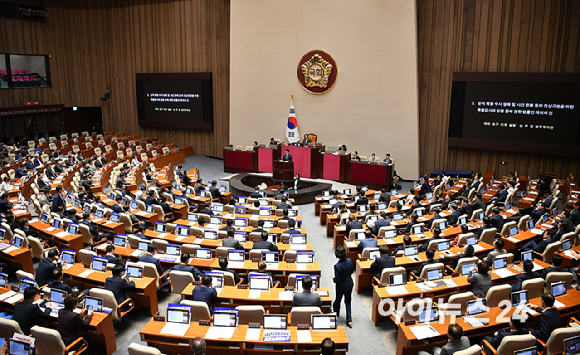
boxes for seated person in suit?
[489,184,508,205]
[419,175,432,195]
[371,211,390,236]
[122,205,140,224]
[408,195,423,215]
[417,324,470,355]
[383,153,393,164]
[365,203,378,217]
[269,138,277,147]
[257,261,280,288]
[285,218,301,235]
[221,219,235,231]
[145,190,160,206]
[282,149,292,162]
[540,254,571,278]
[467,262,492,298]
[173,253,202,281]
[345,215,363,236]
[222,228,244,249]
[0,193,13,214]
[426,207,445,229]
[159,195,173,215]
[36,248,60,287]
[419,227,444,252]
[48,268,81,296]
[512,259,540,292]
[403,212,420,234]
[444,244,475,271]
[368,153,379,162]
[359,229,378,250]
[66,208,80,225]
[301,134,312,146]
[338,144,347,152]
[377,189,391,203]
[482,314,530,355]
[352,151,361,161]
[292,276,322,307]
[18,218,39,240]
[250,186,262,199]
[57,294,93,349]
[471,193,486,212]
[104,244,124,266]
[521,221,567,254]
[484,238,506,265]
[412,248,438,277]
[276,195,291,210]
[527,292,561,343]
[370,245,395,278]
[489,208,505,233]
[392,235,412,256]
[252,231,278,251]
[139,244,169,286]
[192,274,218,314]
[80,211,110,242]
[209,180,222,201]
[111,195,124,213]
[447,204,461,226]
[252,219,266,234]
[218,256,242,284]
[475,216,493,237]
[14,164,28,179]
[105,265,135,312]
[450,224,470,246]
[13,287,52,335]
[199,201,213,216]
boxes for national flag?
[285,96,299,143]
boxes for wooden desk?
[181,285,332,314]
[30,221,85,254]
[223,149,257,173]
[320,153,351,182]
[62,263,159,315]
[140,319,349,355]
[0,242,34,274]
[349,161,394,189]
[0,287,116,355]
[395,288,580,355]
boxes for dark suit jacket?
[57,307,92,346]
[173,264,202,280]
[420,181,432,195]
[277,202,291,210]
[51,193,66,213]
[37,178,48,189]
[0,199,13,214]
[345,221,363,236]
[36,258,57,287]
[476,223,494,237]
[531,307,561,342]
[222,237,243,249]
[219,267,241,284]
[495,190,508,203]
[370,255,396,278]
[111,203,123,213]
[81,219,100,236]
[446,253,475,270]
[372,218,391,235]
[199,208,213,216]
[459,204,473,219]
[209,186,221,199]
[512,271,540,292]
[192,285,217,313]
[491,215,505,232]
[426,215,445,229]
[104,254,124,266]
[47,281,74,294]
[14,300,52,334]
[105,276,135,305]
[252,240,278,251]
[282,154,292,162]
[145,196,159,205]
[292,290,322,306]
[333,258,354,294]
[408,203,422,215]
[472,199,486,212]
[570,209,580,227]
[541,266,570,279]
[448,210,461,226]
[139,253,164,277]
[354,196,369,206]
[414,259,438,277]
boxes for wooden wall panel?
[0,0,230,158]
[417,0,580,180]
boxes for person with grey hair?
[191,336,206,355]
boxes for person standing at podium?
[282,149,292,162]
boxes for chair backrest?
[180,300,211,321]
[379,266,407,284]
[30,326,66,355]
[16,270,35,282]
[290,306,321,326]
[560,231,575,243]
[486,284,512,307]
[128,343,163,355]
[446,291,475,314]
[79,249,96,267]
[546,326,580,355]
[222,271,236,286]
[502,253,514,264]
[287,273,309,287]
[455,257,480,274]
[169,270,194,294]
[283,250,297,262]
[479,228,497,245]
[521,278,545,301]
[454,345,482,355]
[403,299,430,322]
[419,262,444,279]
[236,305,266,325]
[495,334,537,355]
[90,288,120,320]
[128,235,141,248]
[500,221,516,237]
[471,209,483,221]
[27,236,45,260]
[141,263,161,289]
[545,272,574,293]
[362,247,379,259]
[456,232,474,247]
[119,213,134,233]
[0,318,23,339]
[151,238,167,253]
[517,215,529,231]
[347,229,365,240]
[543,241,562,263]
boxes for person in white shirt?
[135,186,147,202]
[131,153,140,167]
[368,153,378,162]
[0,176,10,195]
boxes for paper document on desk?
[541,224,553,229]
[55,231,69,238]
[266,263,278,270]
[290,244,304,250]
[13,210,26,215]
[493,268,515,278]
[192,238,203,245]
[506,237,519,244]
[297,330,312,343]
[523,197,535,201]
[130,250,144,257]
[278,291,293,301]
[532,263,544,272]
[384,238,395,244]
[1,246,18,254]
[564,251,578,260]
[160,322,190,336]
[245,328,261,341]
[410,324,440,340]
[0,290,16,301]
[5,294,24,304]
[175,236,187,241]
[416,283,432,292]
[530,228,544,235]
[443,279,458,287]
[156,233,167,239]
[44,227,56,232]
[554,300,566,309]
[248,290,261,299]
[385,285,408,295]
[463,317,484,328]
[345,241,357,248]
[205,327,220,339]
[92,218,102,223]
[228,262,245,269]
[296,264,308,271]
[471,244,484,252]
[78,270,95,278]
[135,211,147,216]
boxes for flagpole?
[291,94,293,105]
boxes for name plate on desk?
[263,330,290,342]
[199,320,210,326]
[154,316,165,322]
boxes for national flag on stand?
[285,96,300,143]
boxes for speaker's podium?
[273,160,294,181]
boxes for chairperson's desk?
[395,288,580,355]
[0,286,116,355]
[181,285,332,314]
[370,259,551,325]
[62,263,159,315]
[140,320,349,355]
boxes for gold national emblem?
[301,54,332,89]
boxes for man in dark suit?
[444,244,475,270]
[80,211,109,241]
[482,314,530,355]
[528,293,561,343]
[14,165,28,179]
[221,219,235,231]
[274,189,286,201]
[0,193,13,214]
[51,185,66,213]
[345,215,362,236]
[378,189,391,204]
[105,265,135,311]
[370,245,395,278]
[99,154,108,165]
[139,244,169,286]
[276,196,291,210]
[218,257,241,284]
[541,254,571,279]
[512,260,540,292]
[472,193,486,213]
[252,231,278,251]
[566,203,580,227]
[111,195,124,213]
[447,204,461,226]
[192,274,218,314]
[173,253,202,280]
[403,212,420,234]
[411,248,438,277]
[419,175,432,195]
[371,212,390,235]
[540,191,554,209]
[116,173,129,189]
[103,244,124,266]
[426,207,445,229]
[36,248,60,287]
[45,166,57,180]
[122,205,140,224]
[209,180,222,200]
[250,186,262,199]
[285,218,301,235]
[393,235,413,255]
[199,201,213,216]
[408,195,422,215]
[332,246,354,327]
[354,187,369,206]
[145,190,159,205]
[490,185,508,205]
[521,221,567,253]
[490,208,505,233]
[292,276,322,306]
[458,198,473,220]
[57,294,93,348]
[36,171,48,189]
[222,228,244,249]
[13,287,52,334]
[282,149,292,162]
